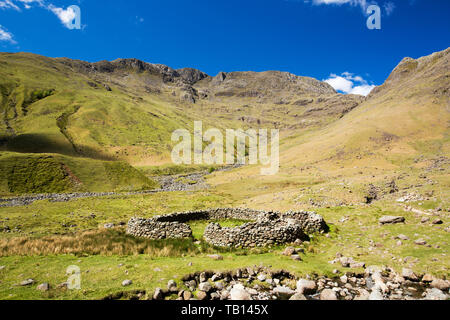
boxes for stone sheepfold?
[127,208,328,248]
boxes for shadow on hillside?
[0,133,115,161]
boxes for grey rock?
[414,239,427,245]
[396,234,409,240]
[289,293,307,300]
[153,288,164,300]
[167,280,177,292]
[431,279,450,291]
[320,289,338,300]
[257,274,267,282]
[230,284,251,300]
[197,291,208,300]
[379,216,405,225]
[36,283,50,292]
[402,268,419,281]
[369,288,384,300]
[296,279,317,294]
[122,279,132,287]
[210,292,220,300]
[214,281,224,291]
[198,282,212,293]
[282,246,296,256]
[291,255,302,261]
[183,291,193,300]
[273,286,295,299]
[20,279,35,286]
[424,288,447,300]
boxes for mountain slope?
[208,47,449,208]
[0,52,362,165]
[282,47,450,166]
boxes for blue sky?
[0,0,449,95]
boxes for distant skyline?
[0,0,449,95]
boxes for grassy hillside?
[0,52,365,194]
[0,152,158,196]
[0,52,363,165]
[207,48,450,209]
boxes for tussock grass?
[0,229,199,257]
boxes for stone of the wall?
[127,217,192,239]
[126,208,328,247]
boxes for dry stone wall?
[127,208,328,247]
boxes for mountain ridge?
[0,47,448,195]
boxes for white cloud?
[0,0,20,10]
[0,0,43,10]
[349,84,376,96]
[383,1,395,16]
[0,25,16,44]
[48,4,77,28]
[325,75,354,93]
[324,72,376,96]
[308,0,396,16]
[0,1,78,29]
[311,0,371,10]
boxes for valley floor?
[0,170,448,299]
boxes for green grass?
[188,219,250,240]
[0,189,448,300]
[0,252,337,300]
[137,164,220,177]
[0,152,159,196]
[0,191,230,237]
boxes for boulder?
[431,279,450,291]
[320,289,338,300]
[198,282,212,293]
[422,274,434,282]
[230,284,251,300]
[402,268,419,281]
[183,291,193,300]
[36,283,50,292]
[289,293,307,300]
[257,274,267,282]
[379,216,405,225]
[424,288,447,300]
[396,234,409,240]
[153,288,164,300]
[273,286,296,299]
[122,280,132,287]
[296,279,317,294]
[369,288,384,300]
[354,289,370,300]
[20,279,35,286]
[197,291,208,300]
[167,280,177,292]
[414,239,427,245]
[291,255,302,261]
[282,247,296,256]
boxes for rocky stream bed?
[104,265,450,301]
